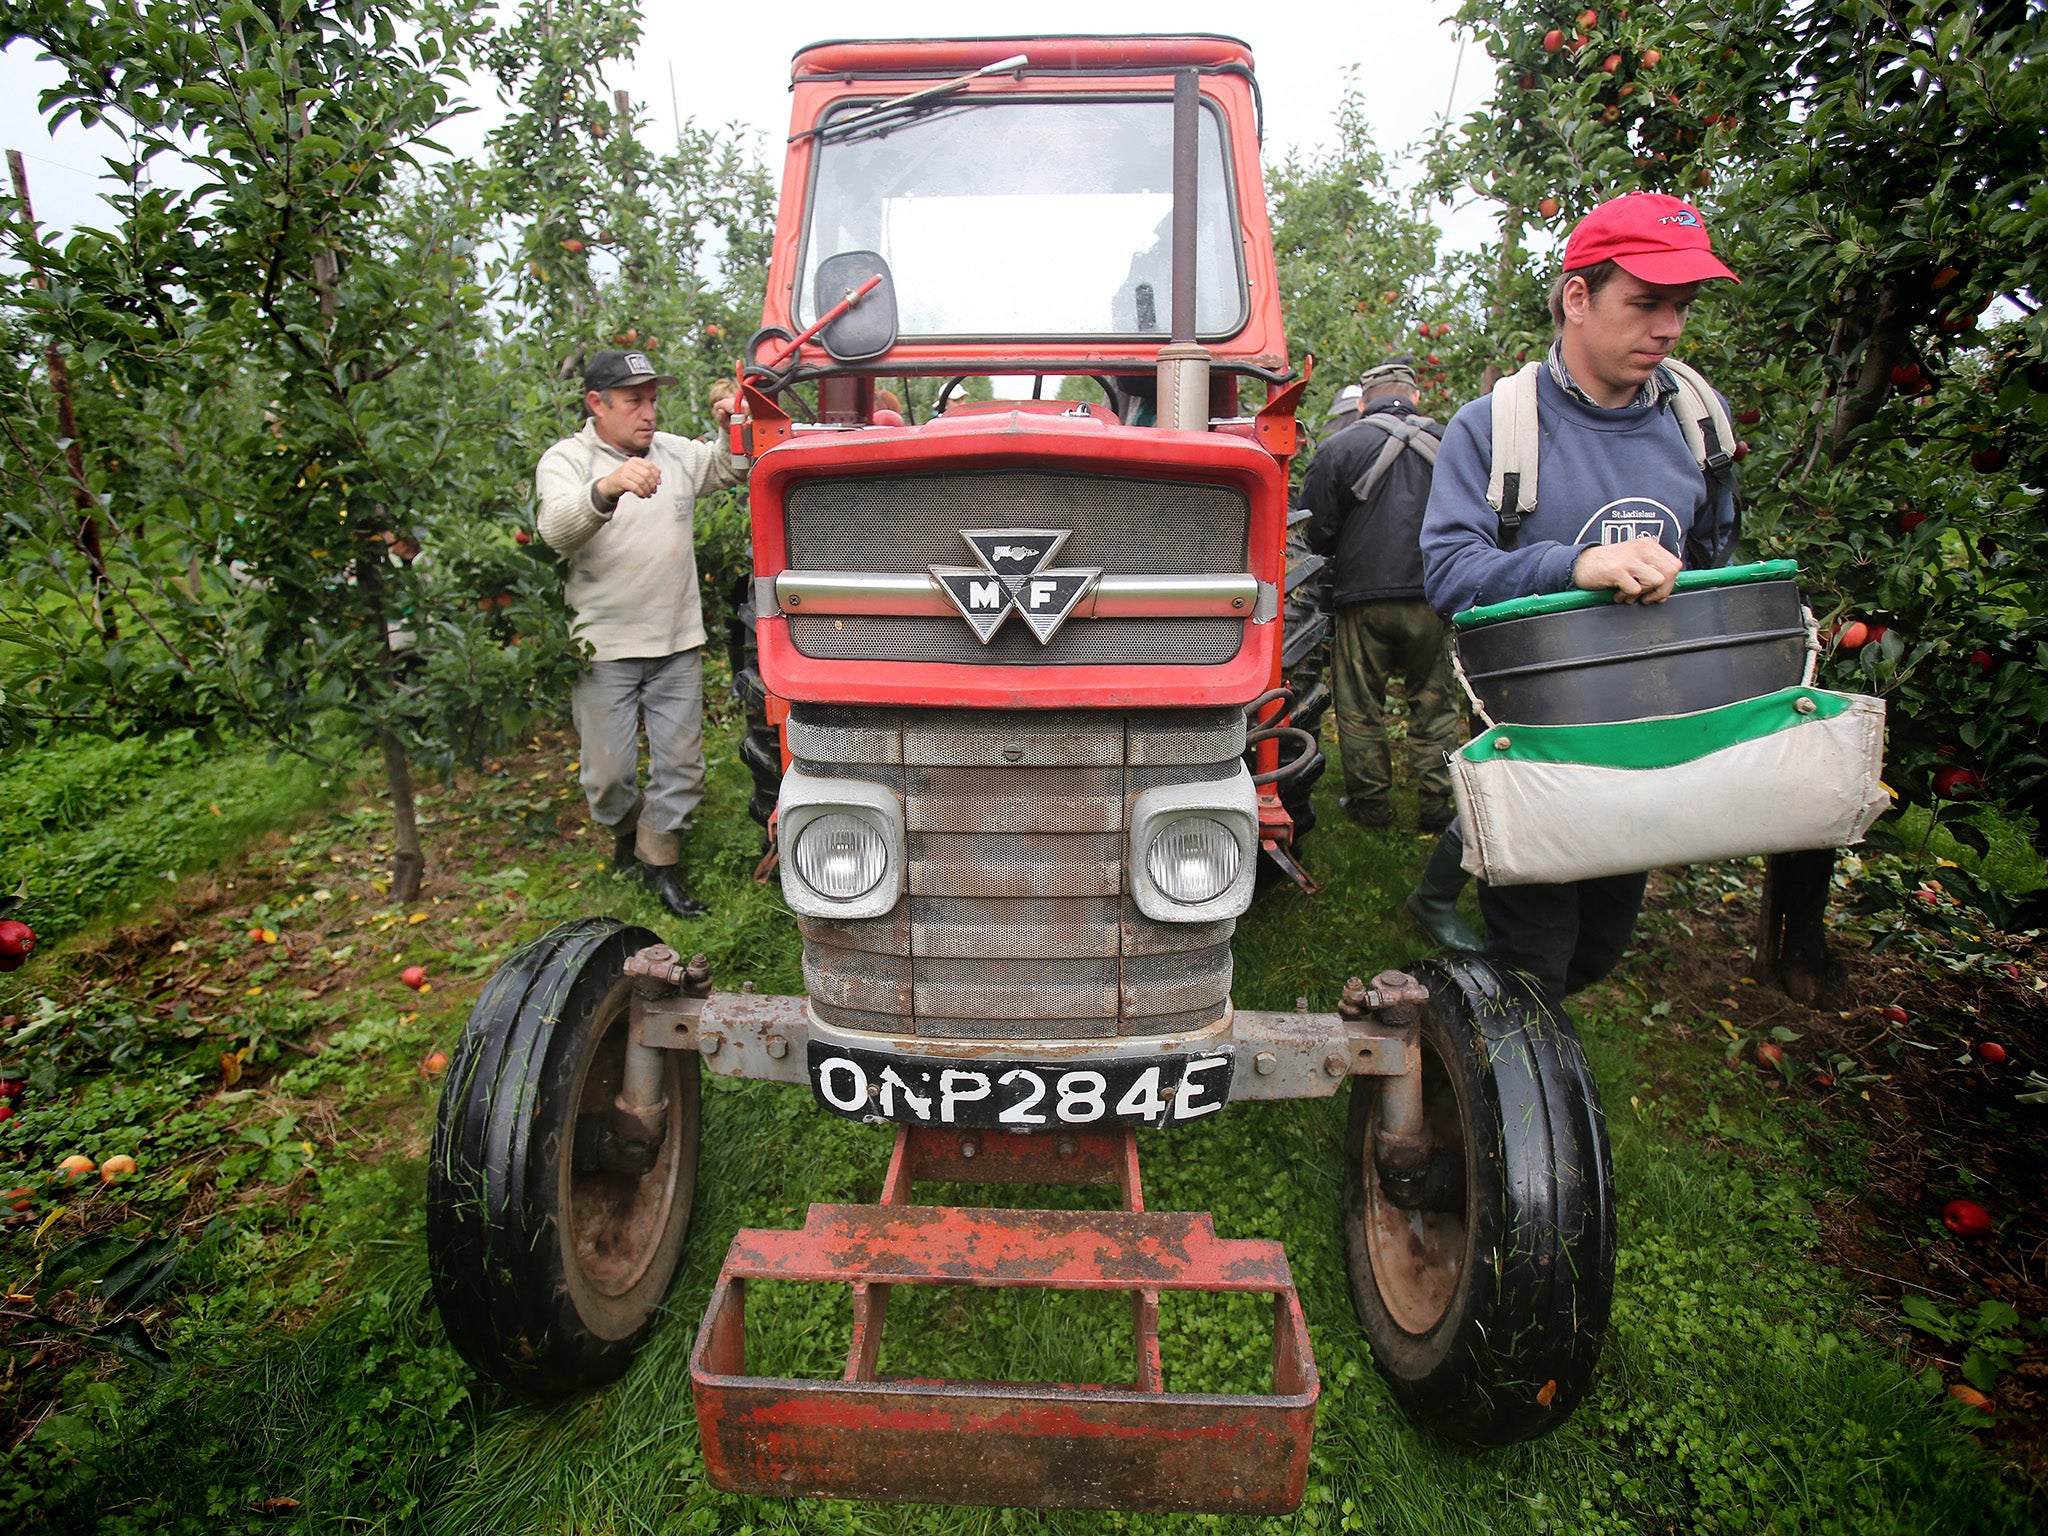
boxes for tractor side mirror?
[813,251,898,362]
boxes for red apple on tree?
[1603,52,1623,73]
[1735,406,1761,424]
[1578,8,1598,28]
[1898,510,1927,533]
[514,529,532,546]
[1836,620,1870,650]
[1969,649,1995,672]
[1889,361,1922,389]
[1970,446,2008,473]
[1544,28,1564,52]
[1640,47,1660,67]
[1932,766,1984,799]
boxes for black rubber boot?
[611,830,637,871]
[1405,826,1483,951]
[638,859,708,919]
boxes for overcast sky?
[0,2,1499,249]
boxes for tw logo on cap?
[622,351,656,376]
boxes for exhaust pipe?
[1156,68,1211,432]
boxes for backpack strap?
[1347,412,1442,504]
[1661,356,1737,479]
[1486,361,1543,548]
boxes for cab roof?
[791,36,1255,81]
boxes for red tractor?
[427,35,1613,1514]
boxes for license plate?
[806,1042,1235,1130]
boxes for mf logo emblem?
[930,529,1101,645]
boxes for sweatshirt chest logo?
[930,529,1101,644]
[1575,497,1682,551]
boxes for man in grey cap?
[536,349,740,918]
[1301,356,1467,855]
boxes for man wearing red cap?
[1416,191,1742,1009]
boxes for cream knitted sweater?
[535,421,743,661]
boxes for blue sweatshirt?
[1420,366,1740,617]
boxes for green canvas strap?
[1457,686,1857,770]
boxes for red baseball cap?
[1563,192,1739,285]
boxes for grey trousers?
[571,649,704,867]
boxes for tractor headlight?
[1145,817,1241,906]
[793,812,889,901]
[1128,767,1258,923]
[775,768,905,920]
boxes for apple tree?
[1269,91,1478,429]
[0,0,583,901]
[481,0,775,631]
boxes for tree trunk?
[380,728,425,903]
[1751,847,1851,1007]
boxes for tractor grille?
[781,469,1250,666]
[789,703,1242,1041]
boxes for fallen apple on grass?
[1881,1004,1910,1024]
[421,1050,450,1076]
[5,1186,30,1212]
[1755,1041,1784,1068]
[0,919,35,972]
[1976,1041,2007,1064]
[58,1154,96,1181]
[401,965,428,990]
[100,1155,137,1184]
[1942,1199,1993,1239]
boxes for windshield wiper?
[796,54,1030,145]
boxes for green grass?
[0,730,335,945]
[2,721,2039,1534]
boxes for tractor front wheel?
[1342,955,1615,1444]
[428,918,700,1396]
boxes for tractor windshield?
[797,95,1246,342]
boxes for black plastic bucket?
[1453,576,1807,726]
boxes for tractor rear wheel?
[428,918,700,1396]
[1342,955,1614,1444]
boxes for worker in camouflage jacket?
[1301,357,1462,836]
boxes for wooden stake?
[7,148,113,640]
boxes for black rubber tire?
[725,571,783,832]
[427,918,701,1396]
[1342,954,1615,1444]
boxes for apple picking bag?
[1446,563,1890,887]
